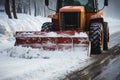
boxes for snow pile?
[105,17,120,34]
[1,46,88,59]
[0,12,51,37]
[16,31,88,38]
[0,49,89,80]
[0,41,89,80]
[105,17,120,26]
[0,19,11,36]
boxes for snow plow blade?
[15,31,89,51]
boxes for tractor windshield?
[62,0,95,12]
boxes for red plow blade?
[15,31,89,51]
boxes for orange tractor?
[15,0,109,55]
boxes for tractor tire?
[89,23,103,54]
[103,22,109,50]
[41,22,54,32]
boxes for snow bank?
[0,12,51,37]
[105,17,120,26]
[105,17,120,34]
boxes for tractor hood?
[59,6,85,12]
[59,6,85,31]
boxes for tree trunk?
[34,0,37,16]
[12,0,17,19]
[29,0,31,15]
[5,0,12,19]
[17,4,22,13]
[16,0,22,13]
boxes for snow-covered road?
[0,12,120,80]
[0,47,89,80]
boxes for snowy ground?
[0,12,120,80]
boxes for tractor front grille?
[61,12,80,31]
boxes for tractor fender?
[89,12,104,24]
[48,14,60,31]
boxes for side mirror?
[45,0,49,6]
[104,0,108,6]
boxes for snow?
[16,31,88,38]
[0,49,88,80]
[0,12,51,36]
[0,12,89,80]
[0,12,120,80]
[105,17,120,35]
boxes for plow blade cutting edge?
[15,31,90,52]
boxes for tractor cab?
[46,0,108,13]
[61,0,95,12]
